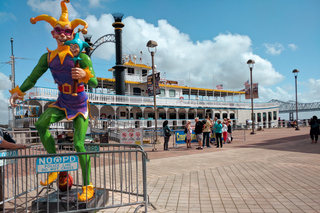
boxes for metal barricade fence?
[0,143,154,213]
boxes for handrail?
[23,87,279,109]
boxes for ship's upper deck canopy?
[100,56,245,98]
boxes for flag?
[244,80,249,85]
[216,84,223,89]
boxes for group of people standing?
[192,116,233,150]
[162,116,233,151]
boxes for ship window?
[160,89,165,97]
[188,113,194,119]
[148,113,155,119]
[133,88,141,96]
[273,111,277,120]
[257,113,261,122]
[263,112,267,121]
[223,113,228,119]
[268,112,272,121]
[230,113,235,119]
[142,69,148,76]
[159,113,166,119]
[169,113,176,119]
[128,68,134,75]
[179,113,185,119]
[136,112,142,119]
[215,113,220,119]
[169,90,176,97]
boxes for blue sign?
[36,156,78,173]
[175,130,198,144]
[175,130,216,144]
[0,150,18,166]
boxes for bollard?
[244,127,246,142]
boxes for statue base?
[31,188,108,213]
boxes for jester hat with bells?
[30,0,88,64]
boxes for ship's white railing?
[16,117,279,131]
[25,87,279,109]
[125,74,147,83]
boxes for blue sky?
[0,0,319,124]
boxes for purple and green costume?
[19,50,97,186]
[49,53,90,119]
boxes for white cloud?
[0,73,11,125]
[258,78,320,103]
[86,16,284,90]
[258,85,293,103]
[88,0,102,8]
[288,44,297,51]
[0,73,11,90]
[263,43,284,55]
[0,12,17,24]
[301,78,320,102]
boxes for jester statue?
[9,0,97,201]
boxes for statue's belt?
[58,84,84,94]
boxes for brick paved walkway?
[101,127,320,213]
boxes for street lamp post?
[292,69,300,130]
[147,40,158,145]
[10,38,16,128]
[247,59,255,134]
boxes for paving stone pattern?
[102,127,320,213]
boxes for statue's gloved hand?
[71,67,86,80]
[10,92,23,107]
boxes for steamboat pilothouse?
[10,53,279,130]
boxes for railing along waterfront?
[25,87,279,109]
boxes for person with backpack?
[163,120,171,151]
[214,120,223,148]
[309,116,319,143]
[194,117,204,150]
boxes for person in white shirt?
[222,121,228,144]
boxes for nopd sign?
[36,156,78,173]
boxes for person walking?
[163,120,171,150]
[194,117,204,150]
[222,121,228,144]
[203,115,212,148]
[227,119,233,143]
[309,116,319,143]
[186,120,192,148]
[214,120,223,148]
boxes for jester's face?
[69,43,80,56]
[51,24,74,47]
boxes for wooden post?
[72,61,80,96]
